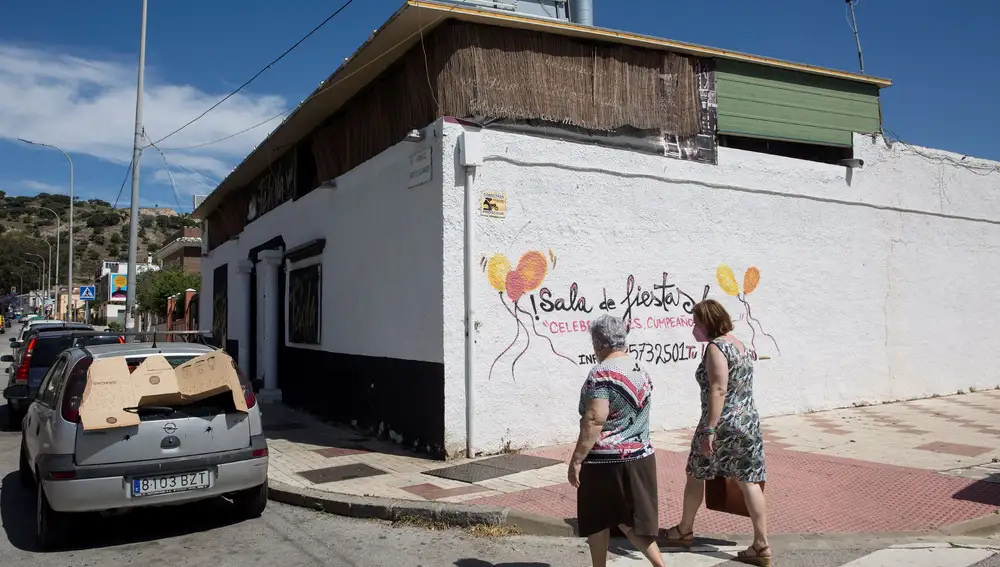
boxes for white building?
[194,0,1000,459]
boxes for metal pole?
[17,140,75,320]
[24,261,41,312]
[25,239,52,315]
[125,0,148,333]
[847,0,865,74]
[25,253,47,315]
[39,207,61,318]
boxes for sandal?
[658,525,694,548]
[735,543,772,567]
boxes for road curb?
[268,482,998,539]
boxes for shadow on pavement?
[953,477,1000,506]
[455,560,550,567]
[1,471,252,552]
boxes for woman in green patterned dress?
[662,299,772,566]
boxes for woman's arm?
[703,344,730,430]
[570,398,609,464]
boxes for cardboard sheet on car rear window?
[78,350,248,431]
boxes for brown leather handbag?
[705,477,765,517]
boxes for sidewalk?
[262,389,1000,535]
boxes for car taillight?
[251,448,268,458]
[61,357,93,423]
[244,385,257,409]
[14,337,36,384]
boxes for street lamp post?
[18,138,75,320]
[25,237,52,305]
[37,206,61,317]
[25,252,48,315]
[24,260,42,312]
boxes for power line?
[112,158,134,209]
[150,0,356,146]
[160,1,472,153]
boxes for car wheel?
[6,406,21,431]
[232,480,268,519]
[19,440,33,489]
[36,483,67,551]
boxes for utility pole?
[125,0,148,333]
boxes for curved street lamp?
[23,260,43,313]
[36,206,61,316]
[18,138,75,320]
[25,252,48,312]
[24,237,52,304]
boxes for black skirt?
[576,454,659,537]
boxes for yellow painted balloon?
[516,250,548,291]
[716,265,741,296]
[487,254,511,292]
[743,266,761,295]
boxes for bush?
[107,321,123,332]
[109,232,122,244]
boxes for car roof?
[83,342,217,359]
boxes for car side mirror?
[3,384,30,401]
[0,355,13,363]
[11,342,21,349]
[8,337,14,342]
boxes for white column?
[256,249,283,403]
[235,260,254,376]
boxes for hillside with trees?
[0,190,197,297]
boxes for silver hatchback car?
[5,341,269,549]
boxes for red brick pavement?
[467,446,1000,534]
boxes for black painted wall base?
[281,347,445,459]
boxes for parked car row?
[2,324,269,550]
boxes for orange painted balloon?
[743,266,761,295]
[516,250,548,291]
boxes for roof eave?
[193,0,892,220]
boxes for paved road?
[0,325,996,566]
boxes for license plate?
[131,471,210,497]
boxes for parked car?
[2,326,118,429]
[5,341,268,549]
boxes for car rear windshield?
[30,337,76,367]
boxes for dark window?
[30,337,77,368]
[37,356,68,407]
[718,134,854,165]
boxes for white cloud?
[0,44,289,196]
[19,180,64,193]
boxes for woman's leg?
[618,525,666,567]
[663,474,703,542]
[679,474,704,532]
[736,481,771,554]
[586,529,610,567]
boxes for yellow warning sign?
[480,191,506,218]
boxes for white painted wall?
[441,122,1000,456]
[200,120,446,367]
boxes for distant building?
[153,227,202,274]
[94,256,161,323]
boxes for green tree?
[136,268,201,318]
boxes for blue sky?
[0,0,996,212]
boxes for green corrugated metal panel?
[716,59,881,147]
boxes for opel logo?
[162,422,178,434]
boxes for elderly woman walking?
[568,315,665,567]
[663,299,771,566]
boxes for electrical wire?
[112,158,134,209]
[884,129,999,176]
[159,0,474,153]
[150,0,357,147]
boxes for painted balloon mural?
[482,249,575,381]
[716,264,779,355]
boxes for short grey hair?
[590,315,629,351]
